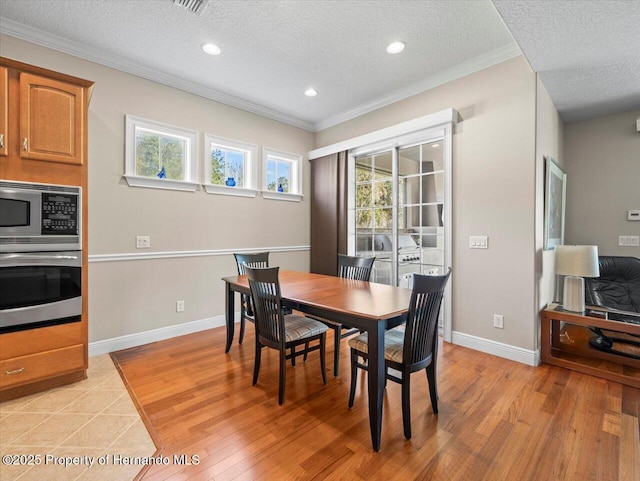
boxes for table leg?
[367,320,385,451]
[225,282,235,353]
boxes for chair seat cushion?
[284,314,328,342]
[348,326,405,363]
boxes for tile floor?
[0,354,156,481]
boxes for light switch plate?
[619,235,640,246]
[470,235,488,249]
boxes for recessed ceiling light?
[305,88,318,97]
[386,41,405,54]
[202,43,221,55]
[431,143,440,148]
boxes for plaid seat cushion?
[284,314,328,342]
[348,326,405,363]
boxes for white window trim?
[262,147,303,202]
[124,115,198,192]
[203,134,259,198]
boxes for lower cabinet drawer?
[0,345,85,389]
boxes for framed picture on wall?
[544,156,566,250]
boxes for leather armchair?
[585,256,640,318]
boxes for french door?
[347,129,452,338]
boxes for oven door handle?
[0,253,81,268]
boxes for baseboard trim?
[89,313,239,357]
[451,331,540,366]
[91,319,542,366]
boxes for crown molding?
[313,44,522,132]
[0,18,315,132]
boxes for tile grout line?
[1,354,155,481]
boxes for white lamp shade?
[555,245,600,277]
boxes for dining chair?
[246,266,328,405]
[310,254,375,376]
[347,268,451,439]
[233,252,270,345]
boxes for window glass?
[210,146,246,187]
[266,157,292,192]
[262,148,302,200]
[135,128,187,181]
[204,134,258,195]
[125,116,198,191]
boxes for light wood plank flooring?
[111,326,640,481]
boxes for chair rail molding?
[89,245,310,263]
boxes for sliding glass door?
[351,138,446,287]
[396,141,446,286]
[353,150,395,285]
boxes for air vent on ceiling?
[172,0,209,15]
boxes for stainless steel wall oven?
[0,180,82,333]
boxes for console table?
[541,304,640,388]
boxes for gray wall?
[535,77,564,348]
[316,56,539,352]
[564,109,640,258]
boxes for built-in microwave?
[0,180,81,252]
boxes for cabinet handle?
[0,133,4,148]
[5,367,25,375]
[23,138,28,151]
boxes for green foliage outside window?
[135,131,185,180]
[210,149,226,185]
[355,165,395,230]
[267,177,289,192]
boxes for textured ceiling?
[493,0,640,123]
[0,1,636,130]
[0,0,518,131]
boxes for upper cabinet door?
[19,73,84,165]
[0,67,7,157]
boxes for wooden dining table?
[221,269,413,451]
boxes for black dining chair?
[347,268,451,439]
[246,266,328,405]
[233,252,270,345]
[310,254,375,376]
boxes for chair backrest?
[585,256,640,313]
[245,266,285,347]
[338,254,375,281]
[403,269,451,366]
[234,252,270,275]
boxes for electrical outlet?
[176,300,185,312]
[136,236,150,249]
[493,314,504,329]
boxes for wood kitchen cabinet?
[0,57,93,401]
[0,66,7,157]
[20,72,85,165]
[0,57,93,184]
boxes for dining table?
[221,269,413,451]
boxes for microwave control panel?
[41,193,79,235]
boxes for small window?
[262,148,303,201]
[203,135,258,197]
[124,116,198,191]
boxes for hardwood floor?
[111,326,640,481]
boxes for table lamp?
[555,245,600,313]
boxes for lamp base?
[562,275,585,313]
